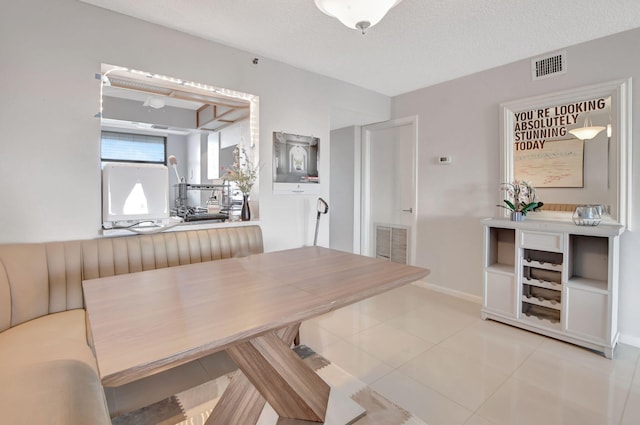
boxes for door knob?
[402,208,413,213]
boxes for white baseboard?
[412,280,482,305]
[618,333,640,349]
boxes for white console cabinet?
[481,218,624,358]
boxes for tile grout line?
[387,366,477,423]
[458,319,544,424]
[617,350,640,425]
[347,292,481,421]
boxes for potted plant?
[222,146,258,221]
[497,180,543,221]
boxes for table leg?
[206,325,300,425]
[204,371,266,425]
[228,331,330,422]
[206,323,331,425]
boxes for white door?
[360,116,418,264]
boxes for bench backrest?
[0,226,263,331]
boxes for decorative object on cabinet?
[497,180,543,220]
[481,217,624,358]
[572,204,603,226]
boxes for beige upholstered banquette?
[0,225,263,425]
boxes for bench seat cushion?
[0,309,110,425]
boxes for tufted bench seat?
[0,225,263,425]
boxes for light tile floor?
[109,284,640,425]
[300,284,640,425]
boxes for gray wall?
[392,27,640,345]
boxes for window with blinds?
[101,131,166,165]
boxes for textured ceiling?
[81,0,640,96]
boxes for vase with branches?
[222,146,258,220]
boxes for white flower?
[498,180,541,215]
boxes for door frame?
[358,115,419,265]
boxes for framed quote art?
[499,79,632,227]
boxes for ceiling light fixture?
[143,96,165,109]
[314,0,403,34]
[568,113,605,140]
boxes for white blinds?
[101,131,165,163]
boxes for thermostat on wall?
[438,156,452,164]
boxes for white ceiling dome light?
[143,96,166,109]
[314,0,404,34]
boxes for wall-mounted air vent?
[531,51,566,81]
[375,224,408,264]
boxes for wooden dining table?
[83,246,429,424]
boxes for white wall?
[329,126,358,252]
[392,27,640,345]
[0,0,390,251]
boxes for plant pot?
[511,211,524,222]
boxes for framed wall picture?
[273,132,320,194]
[514,138,584,188]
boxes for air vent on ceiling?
[531,51,566,81]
